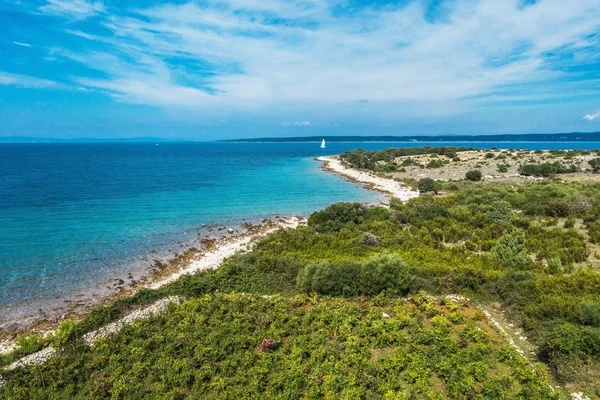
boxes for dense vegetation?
[518,162,578,177]
[2,294,560,399]
[340,147,600,176]
[3,179,600,398]
[340,146,474,172]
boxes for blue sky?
[1,0,600,140]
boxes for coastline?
[0,216,305,352]
[1,154,409,355]
[317,156,419,201]
[148,216,304,290]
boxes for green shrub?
[486,200,514,223]
[519,162,578,177]
[308,202,367,232]
[547,257,564,275]
[540,323,600,360]
[418,178,441,194]
[497,163,509,173]
[465,170,483,181]
[489,230,533,270]
[296,254,417,297]
[15,334,46,355]
[54,320,78,348]
[587,220,600,244]
[426,159,445,169]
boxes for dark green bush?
[486,200,514,223]
[308,202,367,232]
[296,254,417,297]
[465,170,483,181]
[418,178,441,194]
[519,162,578,177]
[426,159,445,169]
[489,230,533,270]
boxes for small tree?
[465,169,483,181]
[589,158,600,173]
[418,178,441,194]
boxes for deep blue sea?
[1,141,599,326]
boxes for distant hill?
[222,131,600,142]
[0,136,184,143]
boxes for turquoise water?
[1,141,599,325]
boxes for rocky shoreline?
[317,156,419,202]
[0,216,305,353]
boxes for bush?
[588,158,600,172]
[308,202,367,232]
[547,257,564,275]
[418,178,441,194]
[357,232,381,246]
[296,254,417,297]
[485,152,495,159]
[588,220,600,244]
[426,159,445,169]
[519,162,578,177]
[486,200,514,223]
[497,163,509,173]
[466,170,483,181]
[540,323,600,360]
[15,335,46,355]
[490,230,532,270]
[54,320,78,348]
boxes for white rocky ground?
[149,216,304,289]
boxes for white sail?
[320,139,326,148]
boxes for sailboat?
[320,139,326,149]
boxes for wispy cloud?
[583,111,600,121]
[54,0,600,111]
[12,0,600,123]
[12,41,31,47]
[40,0,105,20]
[0,72,56,88]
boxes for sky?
[1,0,600,140]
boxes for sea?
[1,140,599,327]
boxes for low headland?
[2,146,600,399]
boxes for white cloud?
[583,111,600,121]
[0,72,56,88]
[40,0,105,20]
[12,41,31,47]
[282,121,311,126]
[50,0,600,117]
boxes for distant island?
[0,136,185,144]
[222,131,600,142]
